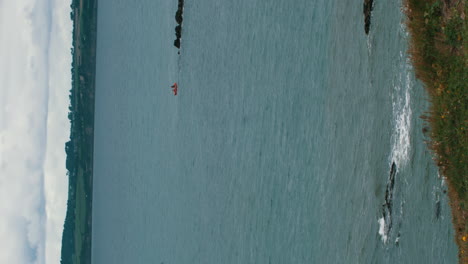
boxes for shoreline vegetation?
[404,0,467,262]
[61,0,97,263]
[56,0,465,262]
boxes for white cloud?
[44,0,73,263]
[0,0,72,263]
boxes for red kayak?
[171,82,178,95]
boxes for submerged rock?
[422,126,430,137]
[435,200,441,219]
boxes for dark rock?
[363,0,374,34]
[395,232,400,246]
[175,10,183,24]
[384,162,397,212]
[173,0,185,50]
[174,39,180,49]
[382,162,397,237]
[175,25,182,39]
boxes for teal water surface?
[92,0,458,263]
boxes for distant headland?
[60,0,97,263]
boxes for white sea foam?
[437,171,447,185]
[367,33,373,54]
[380,46,413,246]
[378,217,388,243]
[399,21,409,38]
[390,53,413,167]
[390,20,412,167]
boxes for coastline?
[57,0,464,262]
[61,0,98,263]
[403,0,467,262]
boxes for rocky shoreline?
[404,0,467,262]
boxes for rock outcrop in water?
[435,199,441,219]
[363,0,374,34]
[174,0,184,50]
[382,162,397,237]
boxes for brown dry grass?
[446,179,468,263]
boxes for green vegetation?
[61,0,97,263]
[404,0,467,262]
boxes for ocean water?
[92,0,458,263]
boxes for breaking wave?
[378,217,388,243]
[390,52,412,167]
[379,21,413,244]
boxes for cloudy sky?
[0,0,72,263]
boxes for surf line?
[378,162,397,244]
[378,50,413,244]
